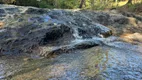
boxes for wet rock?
[0,4,141,57]
[78,23,112,38]
[94,23,112,37]
[28,15,52,23]
[39,39,101,57]
[0,9,6,18]
[40,24,71,45]
[121,11,135,17]
[48,10,64,18]
[0,14,6,17]
[134,16,142,21]
[121,11,142,21]
[25,8,48,14]
[28,16,45,23]
[73,40,100,49]
[0,18,3,20]
[0,9,5,14]
[0,4,142,80]
[95,12,112,25]
[5,7,19,14]
[78,28,89,38]
[0,22,73,55]
[82,11,113,25]
[112,16,129,24]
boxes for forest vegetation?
[0,0,142,10]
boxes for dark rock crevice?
[39,24,73,46]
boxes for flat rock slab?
[0,42,142,80]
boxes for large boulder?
[0,22,72,55]
[0,5,119,57]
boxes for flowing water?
[0,42,142,80]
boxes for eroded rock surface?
[0,5,114,56]
[0,4,142,80]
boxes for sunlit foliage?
[0,0,141,9]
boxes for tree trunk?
[127,0,132,4]
[79,0,85,8]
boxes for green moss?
[83,47,109,77]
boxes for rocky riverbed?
[0,4,142,80]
